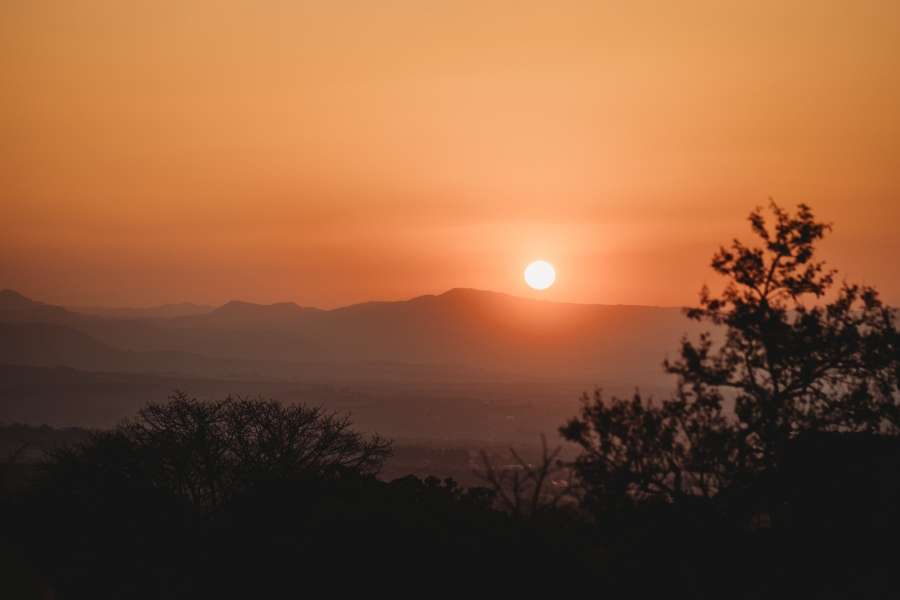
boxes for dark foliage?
[561,202,900,516]
[550,203,900,597]
[776,430,900,533]
[0,396,601,599]
[38,392,391,522]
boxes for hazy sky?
[2,0,898,308]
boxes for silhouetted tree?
[562,202,900,512]
[40,391,391,521]
[476,435,579,520]
[559,388,733,513]
[0,443,32,500]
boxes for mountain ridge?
[0,289,704,384]
[0,289,46,311]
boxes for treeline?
[4,398,900,599]
[0,394,598,599]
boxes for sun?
[524,261,555,290]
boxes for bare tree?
[476,434,579,520]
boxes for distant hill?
[0,321,227,375]
[0,289,45,311]
[0,289,707,433]
[0,289,708,387]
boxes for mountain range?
[0,288,706,388]
[0,288,717,433]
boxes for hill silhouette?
[0,289,703,387]
[0,290,44,311]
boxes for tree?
[561,202,899,511]
[476,435,579,520]
[40,392,391,521]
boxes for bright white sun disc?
[524,261,555,290]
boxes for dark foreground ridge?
[2,404,900,599]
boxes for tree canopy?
[561,202,900,511]
[41,392,391,521]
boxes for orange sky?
[2,0,899,309]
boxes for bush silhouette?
[38,392,391,522]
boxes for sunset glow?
[1,1,898,308]
[524,262,556,290]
